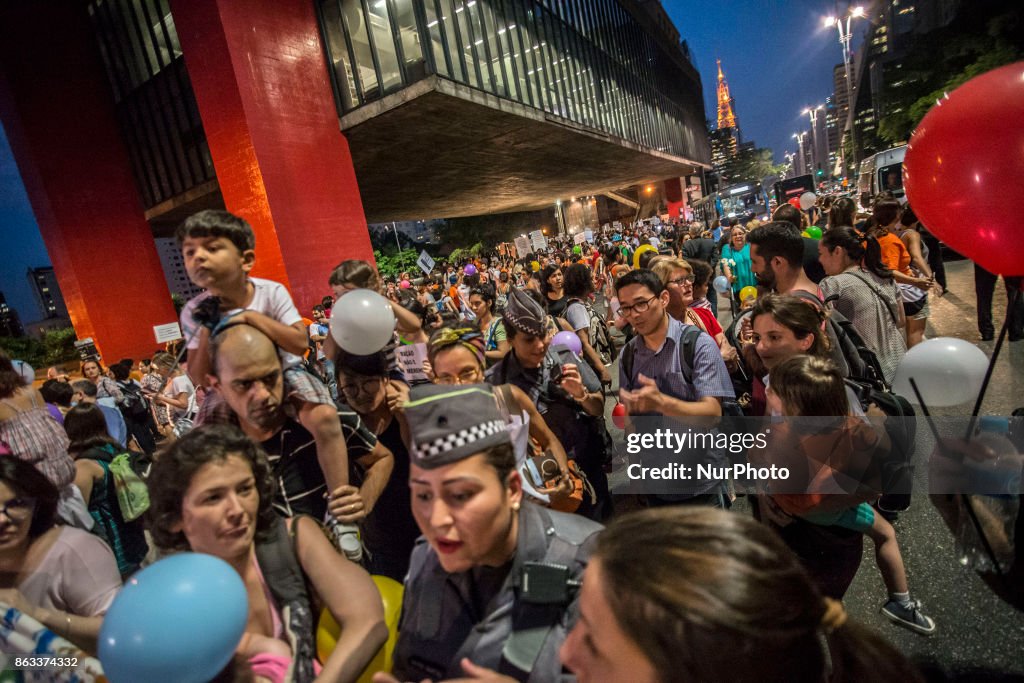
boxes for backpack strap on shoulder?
[255,515,317,683]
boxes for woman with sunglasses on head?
[652,259,738,369]
[0,455,122,654]
[334,351,418,582]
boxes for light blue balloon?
[713,275,731,294]
[100,553,248,683]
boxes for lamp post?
[390,222,402,253]
[792,132,808,176]
[802,105,824,180]
[824,6,865,176]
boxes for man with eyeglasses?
[614,269,735,508]
[206,324,393,561]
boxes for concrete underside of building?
[341,76,706,221]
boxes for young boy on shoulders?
[176,210,358,555]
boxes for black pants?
[974,264,1024,338]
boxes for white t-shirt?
[181,277,303,367]
[167,373,197,420]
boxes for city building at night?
[0,293,25,339]
[0,0,709,360]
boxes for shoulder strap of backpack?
[844,271,901,326]
[621,341,635,390]
[255,515,317,683]
[677,325,702,384]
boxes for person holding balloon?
[147,425,387,682]
[488,289,612,520]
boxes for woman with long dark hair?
[64,403,148,576]
[819,227,907,384]
[540,264,568,319]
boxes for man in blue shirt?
[615,269,735,506]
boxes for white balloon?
[330,289,396,355]
[11,360,34,384]
[799,191,817,211]
[892,337,990,407]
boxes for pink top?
[19,527,122,617]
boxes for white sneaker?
[327,518,363,562]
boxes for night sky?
[0,1,866,324]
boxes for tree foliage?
[718,146,785,186]
[0,327,79,369]
[373,249,423,279]
[877,6,1023,146]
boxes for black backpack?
[791,290,887,388]
[116,381,150,421]
[566,298,618,366]
[844,379,917,512]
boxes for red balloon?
[903,62,1024,276]
[787,197,801,210]
[611,403,627,430]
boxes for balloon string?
[964,286,1021,440]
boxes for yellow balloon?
[801,230,811,238]
[317,575,404,682]
[531,260,541,272]
[739,286,758,302]
[632,244,658,269]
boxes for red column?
[171,0,375,313]
[0,3,177,363]
[664,177,685,222]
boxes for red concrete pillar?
[664,177,685,222]
[0,3,177,363]
[171,0,375,313]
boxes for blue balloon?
[713,275,731,294]
[100,553,248,683]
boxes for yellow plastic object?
[739,286,758,302]
[317,575,404,682]
[531,260,541,272]
[632,244,657,269]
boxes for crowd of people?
[1,195,1020,682]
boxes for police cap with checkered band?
[404,383,510,469]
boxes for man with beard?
[207,324,393,558]
[746,222,819,297]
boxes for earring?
[512,502,521,511]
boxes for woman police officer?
[385,383,602,683]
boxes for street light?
[802,104,824,178]
[792,132,808,176]
[389,222,402,253]
[824,6,865,174]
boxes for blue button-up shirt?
[619,316,734,417]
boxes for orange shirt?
[876,231,910,275]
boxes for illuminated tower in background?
[711,59,740,178]
[716,59,737,130]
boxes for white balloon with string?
[892,337,989,407]
[330,289,397,355]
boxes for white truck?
[858,144,907,209]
